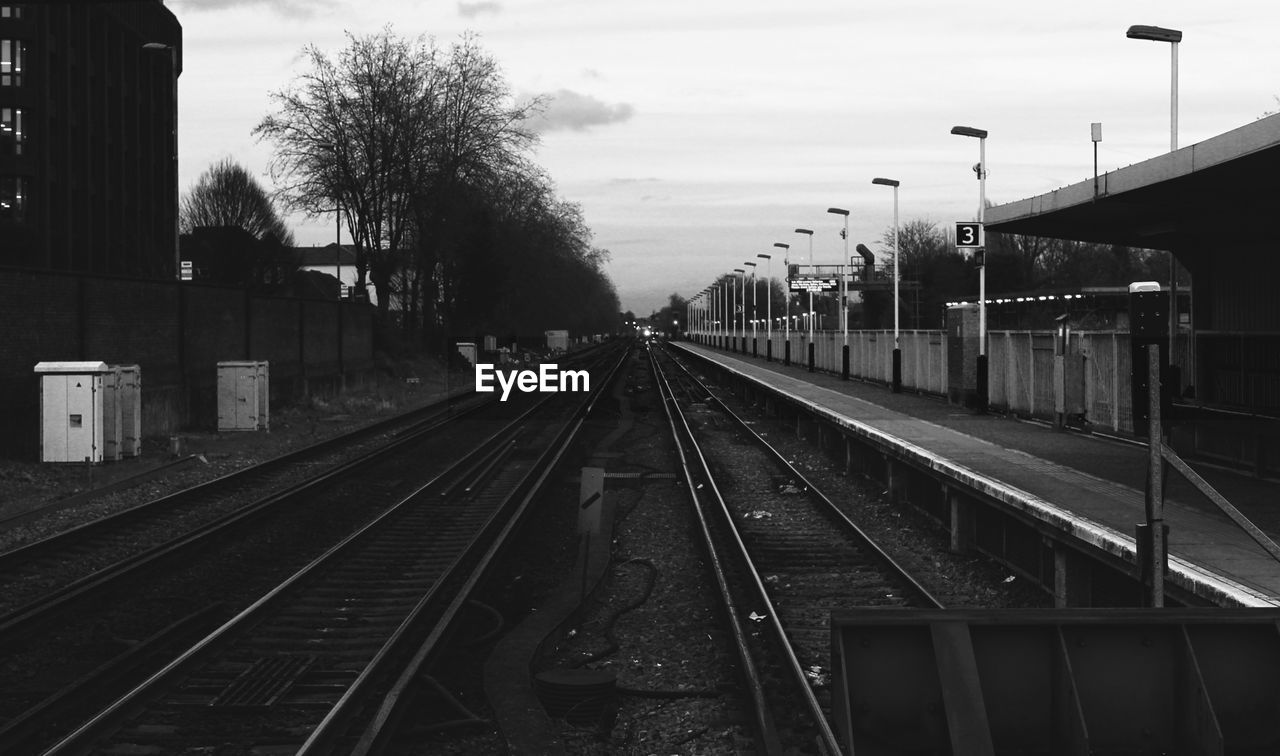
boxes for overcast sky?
[167,0,1280,316]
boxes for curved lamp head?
[872,177,900,187]
[1127,25,1182,42]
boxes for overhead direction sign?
[956,221,984,249]
[790,278,839,293]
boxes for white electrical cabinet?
[217,361,270,431]
[35,361,109,463]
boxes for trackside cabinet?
[102,364,142,459]
[35,361,109,463]
[217,361,270,432]
[115,365,142,457]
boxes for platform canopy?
[985,114,1280,252]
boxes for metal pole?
[1146,343,1165,607]
[764,255,772,359]
[978,135,987,361]
[807,235,813,343]
[1169,41,1179,377]
[1170,40,1179,152]
[978,135,988,411]
[892,186,899,350]
[842,214,849,348]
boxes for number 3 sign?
[956,222,983,248]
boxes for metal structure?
[832,608,1280,755]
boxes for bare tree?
[255,29,439,313]
[878,217,950,270]
[180,158,295,245]
[256,30,543,326]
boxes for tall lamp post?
[723,277,730,348]
[142,42,179,280]
[795,228,815,371]
[951,125,988,411]
[708,286,715,343]
[872,177,902,393]
[773,243,790,365]
[734,268,746,352]
[1126,25,1181,152]
[1128,23,1184,393]
[744,261,758,357]
[828,207,851,380]
[757,252,773,361]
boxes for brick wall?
[0,268,375,459]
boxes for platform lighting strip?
[945,294,1084,307]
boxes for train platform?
[673,341,1280,608]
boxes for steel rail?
[37,381,565,755]
[648,345,790,756]
[0,388,484,569]
[315,343,632,755]
[661,345,945,609]
[0,399,491,640]
[40,345,630,755]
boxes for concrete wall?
[0,268,376,459]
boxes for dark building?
[0,1,181,278]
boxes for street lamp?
[734,268,746,351]
[773,242,790,364]
[828,207,850,380]
[795,228,816,371]
[757,253,773,361]
[1126,24,1181,152]
[744,261,758,356]
[142,42,179,280]
[1128,23,1184,383]
[872,177,902,393]
[952,125,988,411]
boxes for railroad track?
[22,345,632,756]
[649,342,942,754]
[0,390,485,612]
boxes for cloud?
[170,0,334,18]
[526,89,635,134]
[458,1,502,18]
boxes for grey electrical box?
[103,364,142,459]
[217,361,270,431]
[35,361,109,463]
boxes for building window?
[0,106,20,155]
[0,174,25,220]
[1,39,22,87]
[0,7,20,20]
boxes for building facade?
[0,1,181,278]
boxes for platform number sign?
[956,222,983,249]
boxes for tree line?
[182,29,620,348]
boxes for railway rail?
[649,342,943,754]
[1,345,628,754]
